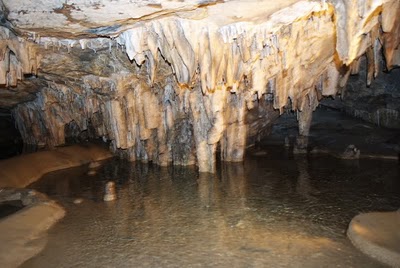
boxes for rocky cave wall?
[322,55,400,129]
[0,0,399,172]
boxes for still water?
[24,147,400,267]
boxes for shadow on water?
[26,147,400,267]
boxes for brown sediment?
[0,143,112,188]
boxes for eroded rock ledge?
[0,0,399,172]
[0,188,65,267]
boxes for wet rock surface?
[348,210,400,267]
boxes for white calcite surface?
[2,0,301,37]
[0,0,399,172]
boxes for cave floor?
[24,153,399,267]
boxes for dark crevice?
[0,108,23,159]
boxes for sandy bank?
[0,143,112,188]
[0,143,112,267]
[0,189,66,267]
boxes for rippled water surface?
[25,147,400,267]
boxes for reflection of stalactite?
[197,162,250,251]
[197,173,216,209]
[295,156,315,201]
[220,163,247,209]
[197,163,247,210]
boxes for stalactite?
[381,0,400,70]
[8,0,400,172]
[0,27,38,87]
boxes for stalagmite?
[0,0,398,172]
[103,181,117,202]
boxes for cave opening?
[63,119,106,146]
[0,108,22,159]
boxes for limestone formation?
[104,181,117,202]
[0,0,398,172]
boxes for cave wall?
[0,0,399,172]
[345,58,400,129]
[322,56,400,129]
[11,45,279,172]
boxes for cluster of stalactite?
[0,27,38,87]
[12,59,278,172]
[7,0,400,172]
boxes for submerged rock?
[293,136,309,154]
[341,145,361,160]
[73,198,84,204]
[87,170,97,176]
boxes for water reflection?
[26,151,400,268]
[294,155,316,201]
[198,163,247,210]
